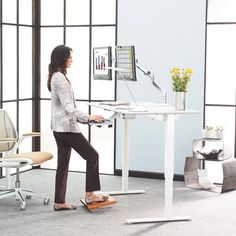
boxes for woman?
[48,45,108,211]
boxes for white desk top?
[88,101,199,116]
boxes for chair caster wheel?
[26,195,32,199]
[44,198,50,205]
[20,203,26,211]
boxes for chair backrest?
[0,109,18,152]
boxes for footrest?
[80,196,117,211]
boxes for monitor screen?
[115,45,137,81]
[93,46,112,80]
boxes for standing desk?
[89,101,198,223]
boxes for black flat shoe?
[54,204,77,211]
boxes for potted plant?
[170,67,193,110]
[215,126,224,139]
[202,125,224,139]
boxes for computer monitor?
[93,46,112,80]
[115,45,137,81]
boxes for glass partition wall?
[0,0,117,177]
[40,0,117,174]
[205,0,236,181]
[0,0,33,176]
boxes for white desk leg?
[126,114,191,224]
[122,118,129,192]
[164,114,174,217]
[101,118,145,196]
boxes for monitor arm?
[136,61,168,104]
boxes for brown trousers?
[53,131,101,204]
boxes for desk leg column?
[164,114,175,217]
[127,115,181,223]
[122,119,129,192]
[126,114,191,224]
[102,117,145,196]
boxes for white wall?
[116,0,206,174]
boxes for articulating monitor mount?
[136,60,168,104]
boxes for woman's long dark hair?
[47,45,72,91]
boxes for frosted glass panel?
[18,101,32,153]
[90,107,115,174]
[66,0,89,25]
[41,0,64,25]
[205,106,235,157]
[19,27,32,99]
[19,0,32,25]
[40,100,57,169]
[2,0,16,23]
[208,0,236,22]
[41,28,64,98]
[206,25,236,105]
[92,0,116,24]
[91,27,116,100]
[2,25,17,101]
[66,27,89,100]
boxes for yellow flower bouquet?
[170,68,193,92]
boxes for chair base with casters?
[0,109,53,210]
[0,152,53,210]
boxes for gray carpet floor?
[0,169,236,236]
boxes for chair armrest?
[22,132,42,137]
[9,132,42,153]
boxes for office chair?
[0,109,53,210]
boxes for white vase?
[175,92,187,110]
[197,169,214,189]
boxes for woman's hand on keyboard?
[88,115,105,123]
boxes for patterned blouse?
[50,72,89,133]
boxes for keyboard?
[88,119,113,126]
